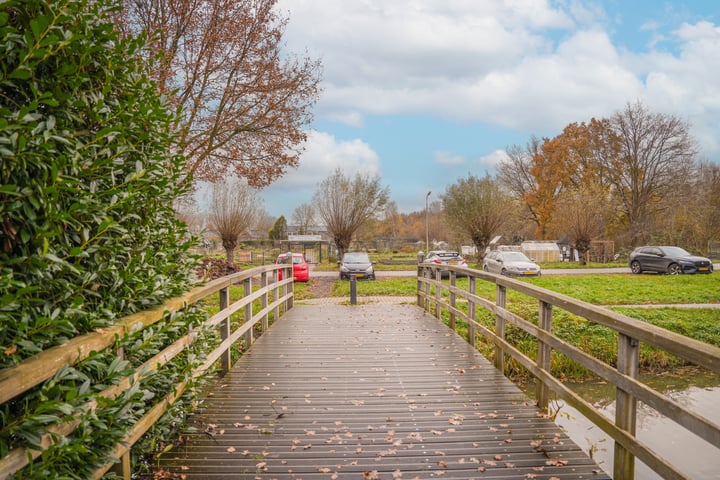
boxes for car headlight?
[365,266,373,273]
[340,265,349,272]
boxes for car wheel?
[483,265,489,272]
[500,268,508,276]
[668,263,682,275]
[630,261,642,274]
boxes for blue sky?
[255,0,720,221]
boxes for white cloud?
[259,131,382,215]
[276,1,720,169]
[175,0,714,227]
[278,0,644,132]
[477,150,509,171]
[433,151,465,166]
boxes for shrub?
[0,0,200,476]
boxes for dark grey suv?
[629,246,713,275]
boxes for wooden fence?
[417,263,720,480]
[0,264,294,480]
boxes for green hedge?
[1,0,202,477]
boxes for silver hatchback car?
[483,250,541,277]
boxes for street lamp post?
[425,191,431,253]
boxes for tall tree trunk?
[222,237,238,265]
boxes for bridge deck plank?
[160,304,609,479]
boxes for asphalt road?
[311,265,720,278]
[310,266,632,278]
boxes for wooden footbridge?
[2,263,719,480]
[158,303,607,479]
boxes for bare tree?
[498,137,549,236]
[443,174,512,260]
[255,209,276,241]
[381,201,399,239]
[659,160,720,252]
[116,0,322,187]
[313,168,389,259]
[208,179,260,264]
[603,101,697,246]
[291,203,316,234]
[552,185,608,264]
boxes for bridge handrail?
[0,263,294,480]
[417,263,720,480]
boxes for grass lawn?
[526,273,719,305]
[331,277,418,296]
[314,273,720,380]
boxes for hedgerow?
[0,0,203,477]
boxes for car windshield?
[292,256,304,264]
[662,247,691,257]
[343,253,369,263]
[503,252,531,262]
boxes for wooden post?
[494,284,506,371]
[434,268,442,320]
[109,451,131,480]
[424,268,431,312]
[273,268,280,321]
[261,271,269,330]
[417,264,424,308]
[467,275,476,347]
[287,267,294,310]
[537,300,552,412]
[449,272,456,331]
[110,346,131,480]
[243,278,253,348]
[614,333,640,480]
[219,286,230,374]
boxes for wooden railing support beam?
[494,284,507,371]
[615,333,640,480]
[536,300,552,412]
[219,286,231,374]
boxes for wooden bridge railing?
[0,263,294,480]
[417,263,720,480]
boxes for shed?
[521,241,562,263]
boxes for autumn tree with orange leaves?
[502,102,699,251]
[116,0,322,187]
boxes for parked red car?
[276,252,310,282]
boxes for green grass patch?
[331,277,418,296]
[527,273,720,305]
[292,281,312,300]
[541,261,627,269]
